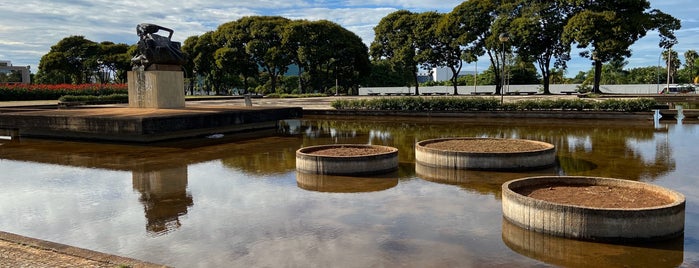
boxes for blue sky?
[1,0,697,78]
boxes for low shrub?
[58,94,128,104]
[0,84,127,101]
[265,93,327,98]
[331,97,657,112]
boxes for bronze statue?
[132,23,186,68]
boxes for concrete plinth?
[128,66,185,109]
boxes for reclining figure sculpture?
[131,23,186,68]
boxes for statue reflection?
[132,165,192,235]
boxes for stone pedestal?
[128,65,185,109]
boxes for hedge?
[331,97,657,112]
[0,84,128,101]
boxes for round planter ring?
[502,176,686,242]
[415,137,555,170]
[296,144,398,175]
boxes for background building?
[0,60,31,84]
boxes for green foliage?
[332,97,657,112]
[563,0,681,93]
[370,10,421,93]
[58,93,128,103]
[265,93,327,98]
[0,84,127,101]
[36,36,131,84]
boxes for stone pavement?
[0,231,166,267]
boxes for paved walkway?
[0,231,166,267]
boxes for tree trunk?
[297,65,304,94]
[593,59,602,94]
[412,66,420,95]
[487,50,502,95]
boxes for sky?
[1,0,698,78]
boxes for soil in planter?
[519,184,674,208]
[309,146,391,156]
[425,139,549,153]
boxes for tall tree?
[215,20,260,94]
[237,16,291,94]
[450,0,506,94]
[97,41,130,83]
[509,0,572,94]
[370,10,421,94]
[37,36,99,84]
[563,0,680,93]
[415,12,466,94]
[188,31,222,94]
[662,49,680,84]
[182,35,200,94]
[684,50,698,83]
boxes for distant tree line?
[369,0,680,95]
[182,16,370,95]
[35,36,132,84]
[34,0,681,96]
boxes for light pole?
[499,33,509,104]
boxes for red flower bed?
[0,83,127,101]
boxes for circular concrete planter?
[415,137,555,170]
[296,172,398,193]
[502,176,685,242]
[296,144,398,175]
[501,218,684,267]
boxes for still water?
[0,115,697,267]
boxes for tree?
[188,31,221,94]
[37,36,99,84]
[600,58,629,84]
[563,0,680,93]
[284,20,370,94]
[509,0,572,94]
[97,41,131,83]
[684,50,698,83]
[415,12,466,94]
[450,0,506,94]
[181,35,199,94]
[362,60,410,87]
[662,49,680,84]
[215,20,260,94]
[237,16,292,94]
[508,58,540,85]
[627,66,659,84]
[370,10,421,94]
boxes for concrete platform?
[0,105,302,142]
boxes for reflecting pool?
[0,115,697,267]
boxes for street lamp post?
[499,33,509,104]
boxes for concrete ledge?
[304,109,654,120]
[0,106,302,142]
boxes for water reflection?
[415,163,562,197]
[132,165,192,235]
[0,116,691,267]
[291,116,675,181]
[501,218,684,267]
[296,172,399,193]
